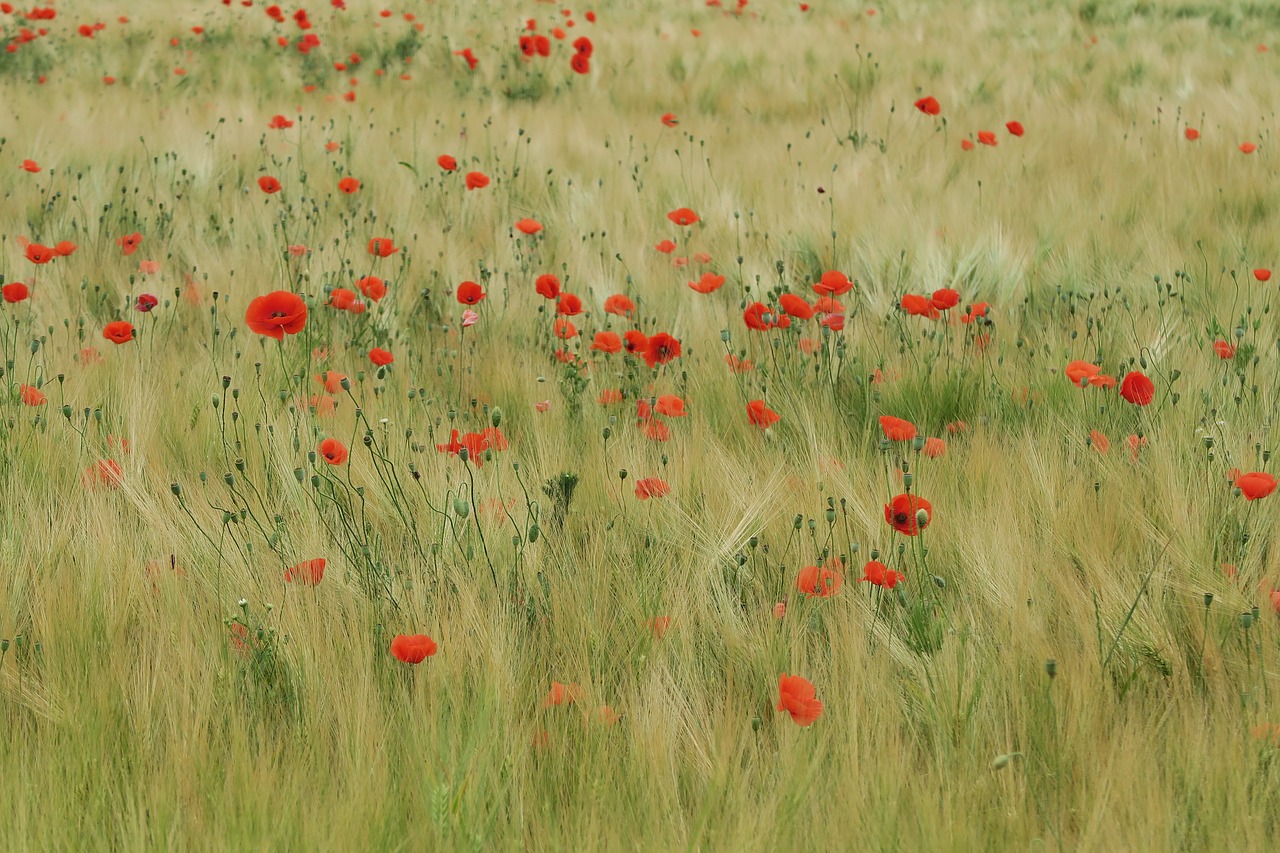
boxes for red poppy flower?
[21,158,40,172]
[655,239,677,254]
[604,294,635,315]
[879,415,916,442]
[284,558,326,586]
[884,493,932,535]
[744,302,789,330]
[1119,371,1155,406]
[977,131,998,146]
[922,437,947,458]
[319,437,348,465]
[901,294,938,318]
[258,176,281,194]
[688,273,725,294]
[569,53,590,74]
[24,243,54,264]
[796,561,843,598]
[661,113,678,127]
[337,177,360,194]
[914,96,941,116]
[930,288,960,310]
[117,233,143,255]
[367,237,398,257]
[777,674,822,726]
[102,320,135,344]
[1241,142,1258,154]
[634,477,670,499]
[437,154,458,171]
[455,47,478,69]
[1255,268,1272,282]
[961,139,975,151]
[667,207,699,226]
[535,274,561,299]
[515,218,542,235]
[544,681,581,706]
[557,293,583,316]
[623,330,649,356]
[1236,472,1278,501]
[861,560,905,589]
[268,114,294,129]
[1213,340,1237,360]
[390,634,437,663]
[357,276,387,301]
[1005,120,1024,137]
[369,347,394,366]
[465,171,490,190]
[84,459,124,489]
[642,332,681,368]
[19,384,45,406]
[554,318,578,339]
[591,331,622,353]
[1184,127,1200,141]
[779,293,815,319]
[2,282,30,303]
[135,293,159,312]
[456,281,485,304]
[812,270,851,296]
[245,291,308,340]
[1064,360,1101,386]
[53,240,77,256]
[747,400,780,428]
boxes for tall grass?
[3,1,1280,849]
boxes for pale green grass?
[3,1,1280,850]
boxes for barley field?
[4,1,1280,850]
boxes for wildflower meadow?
[4,1,1280,849]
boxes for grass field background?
[3,1,1280,849]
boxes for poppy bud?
[1045,659,1057,679]
[235,458,245,473]
[903,473,913,490]
[62,405,72,420]
[720,329,731,342]
[363,433,373,447]
[933,575,945,588]
[825,508,836,524]
[512,462,521,472]
[1203,593,1213,608]
[199,472,208,483]
[0,639,7,652]
[912,436,925,452]
[222,375,231,389]
[751,716,761,732]
[170,483,181,497]
[29,340,39,354]
[458,447,469,463]
[527,524,540,542]
[619,468,628,480]
[793,514,803,530]
[490,407,503,427]
[223,472,235,486]
[311,475,320,489]
[915,508,929,527]
[340,377,351,391]
[453,496,469,517]
[1241,612,1254,630]
[602,427,612,440]
[870,548,879,560]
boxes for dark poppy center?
[894,512,909,524]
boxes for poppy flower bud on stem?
[453,496,469,517]
[619,468,628,480]
[602,427,611,441]
[903,473,913,490]
[170,483,181,497]
[793,514,803,530]
[1045,659,1057,680]
[915,508,929,527]
[490,407,502,428]
[1204,593,1213,608]
[293,468,305,483]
